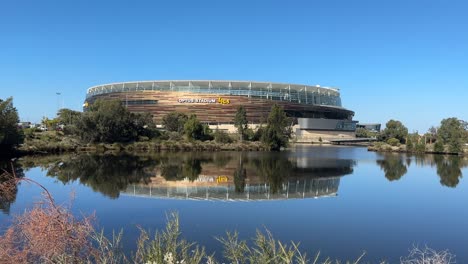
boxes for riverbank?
[368,141,468,156]
[14,131,267,156]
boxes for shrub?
[387,137,400,146]
[414,142,426,153]
[406,137,413,151]
[251,127,264,142]
[434,139,445,153]
[214,130,232,143]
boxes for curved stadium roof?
[86,80,343,107]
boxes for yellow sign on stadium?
[216,176,228,183]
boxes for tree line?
[358,118,468,154]
[1,97,292,152]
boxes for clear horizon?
[1,0,467,133]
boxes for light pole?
[56,92,61,114]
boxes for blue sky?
[1,0,467,132]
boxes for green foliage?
[183,115,212,141]
[387,137,400,146]
[23,128,36,140]
[244,128,255,141]
[406,137,413,152]
[234,105,248,141]
[75,99,156,143]
[162,112,188,134]
[438,117,463,144]
[57,108,82,126]
[381,119,408,143]
[201,124,213,141]
[184,115,203,141]
[136,212,206,264]
[426,126,438,144]
[251,126,264,142]
[414,141,426,153]
[355,128,369,138]
[214,130,232,143]
[433,138,444,153]
[55,108,83,135]
[0,97,24,150]
[438,117,464,153]
[404,133,426,153]
[261,105,292,151]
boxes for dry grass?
[400,245,456,264]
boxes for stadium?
[85,80,357,140]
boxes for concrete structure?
[85,80,357,139]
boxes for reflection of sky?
[1,146,467,263]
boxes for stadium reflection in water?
[120,152,356,201]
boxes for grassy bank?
[368,141,468,156]
[17,131,267,156]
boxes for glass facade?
[86,81,342,107]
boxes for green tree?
[234,105,248,141]
[261,104,292,151]
[381,119,408,144]
[426,126,438,144]
[438,117,464,153]
[56,108,82,135]
[433,137,445,153]
[162,112,188,134]
[184,115,204,141]
[75,99,155,143]
[0,97,24,151]
[406,137,414,152]
[57,108,82,126]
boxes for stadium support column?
[305,86,308,104]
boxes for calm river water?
[1,145,467,262]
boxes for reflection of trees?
[434,155,463,188]
[160,157,184,181]
[45,154,158,199]
[159,155,203,182]
[212,152,233,168]
[233,154,246,193]
[377,155,408,181]
[0,160,24,215]
[183,158,202,182]
[252,154,293,194]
